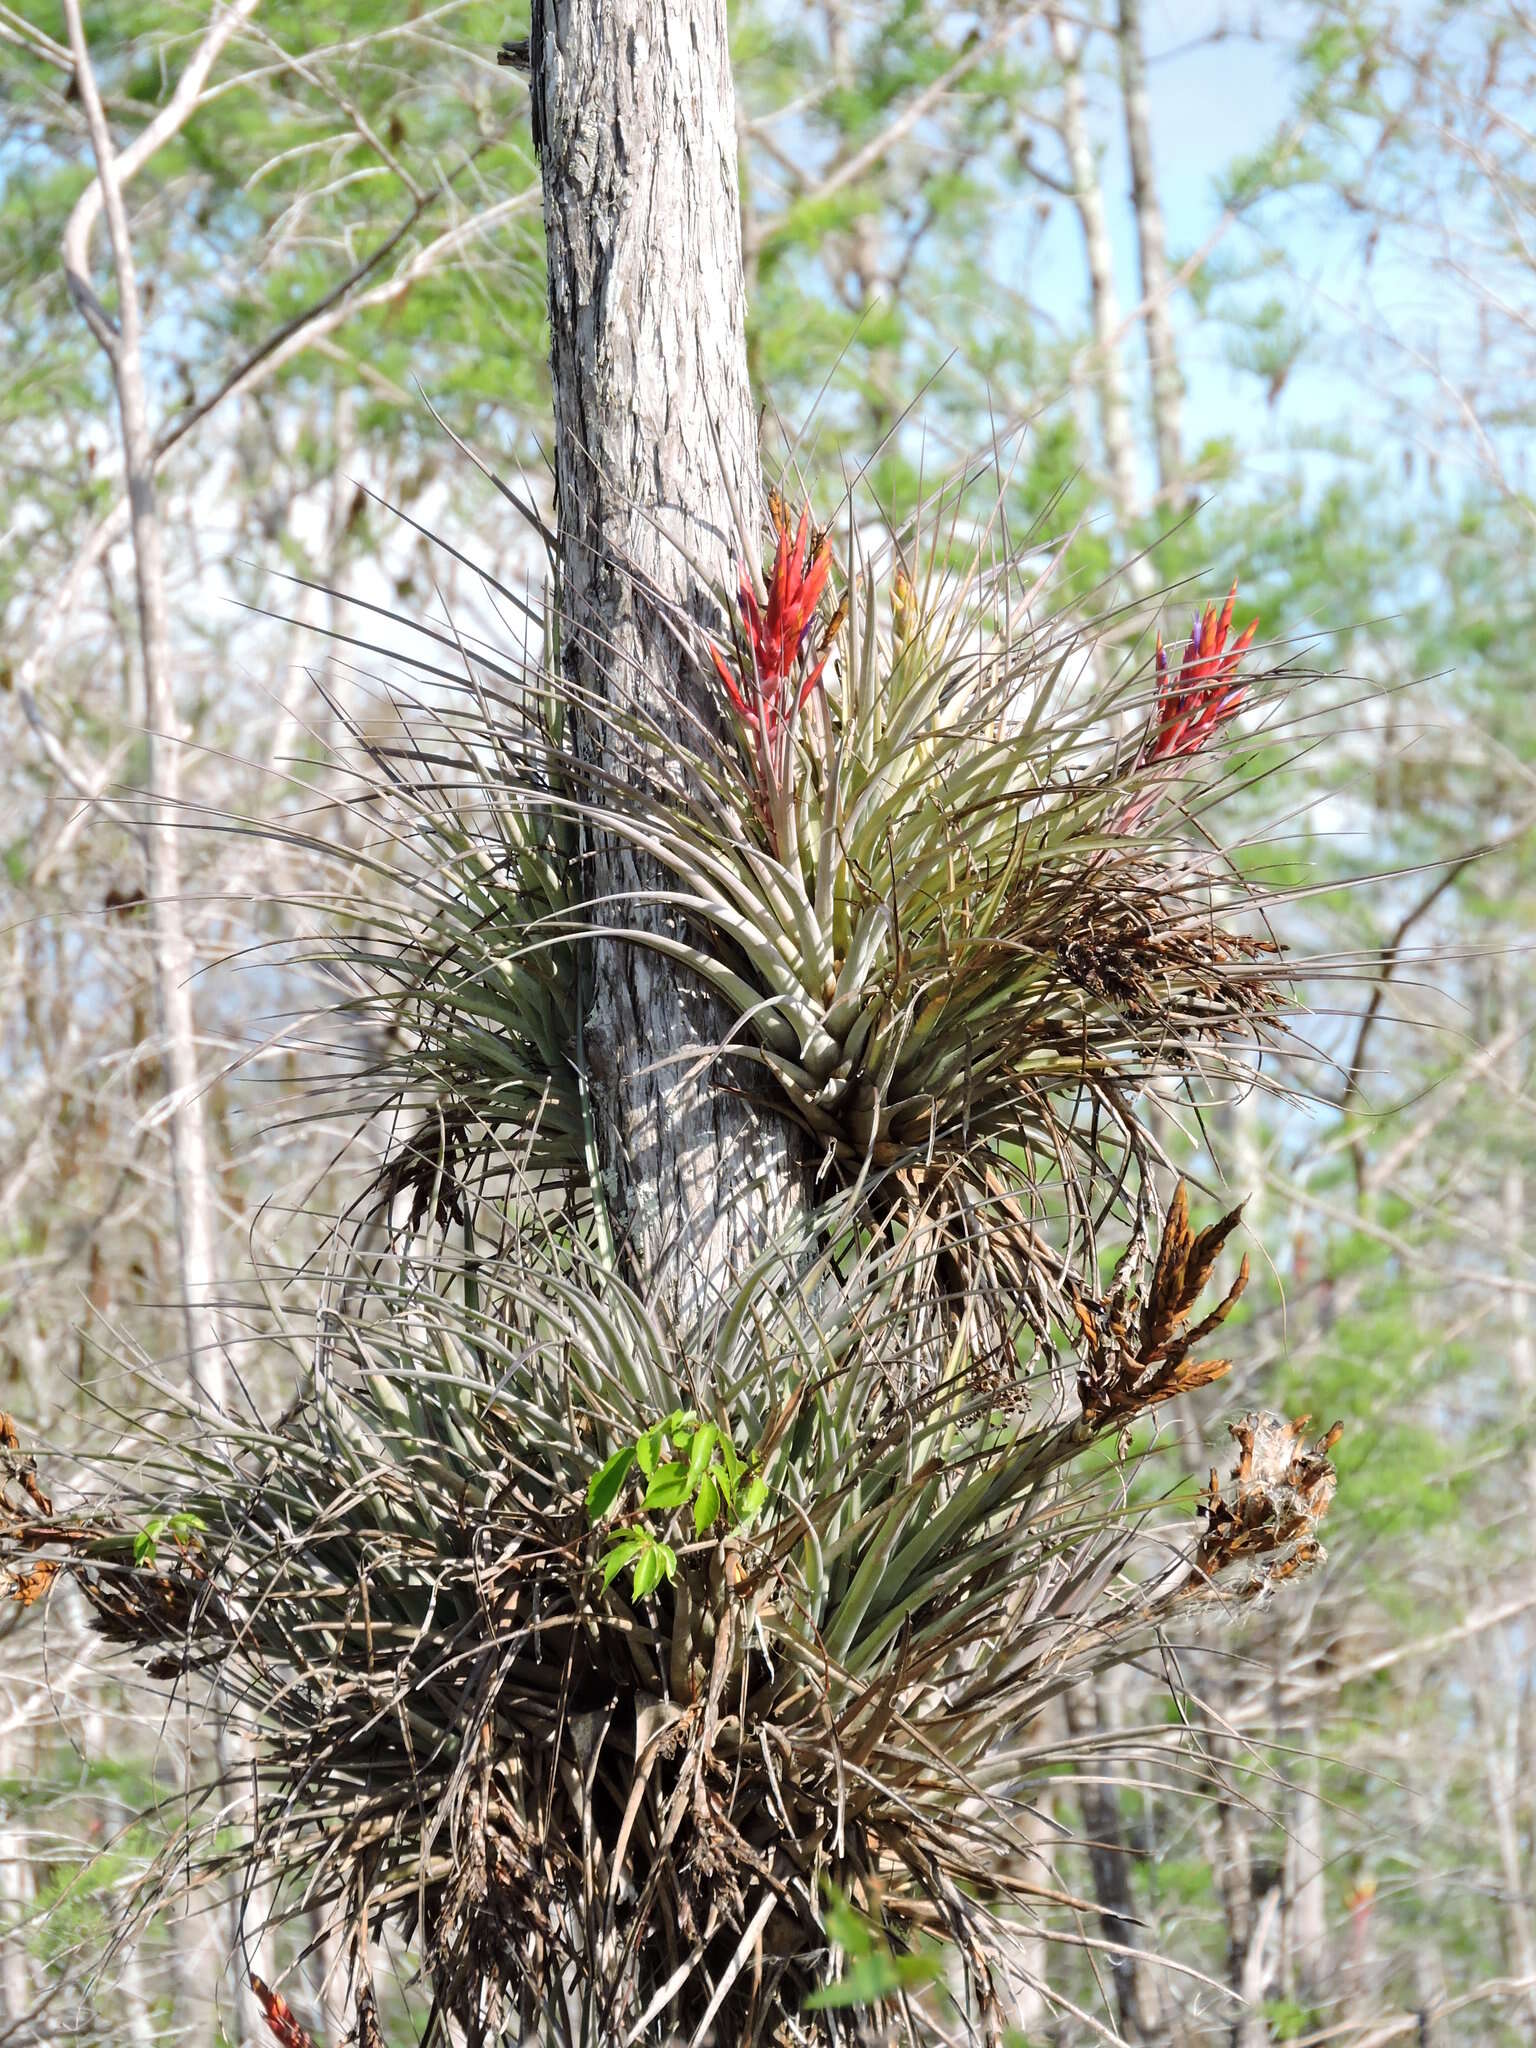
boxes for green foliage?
[587,1408,771,1591]
[27,1831,156,1968]
[1263,1997,1323,2041]
[130,1510,206,1566]
[803,1884,946,2011]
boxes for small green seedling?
[587,1409,771,1595]
[132,1511,207,1567]
[804,1883,947,2011]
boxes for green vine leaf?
[587,1445,636,1518]
[693,1474,722,1534]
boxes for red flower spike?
[711,497,834,766]
[1142,581,1257,768]
[1115,583,1257,834]
[252,1975,319,2048]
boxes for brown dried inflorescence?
[1056,897,1278,1033]
[1197,1411,1343,1592]
[1074,1182,1249,1426]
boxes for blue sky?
[1025,2,1431,493]
[1109,4,1345,458]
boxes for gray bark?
[1116,0,1185,502]
[532,0,809,1324]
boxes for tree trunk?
[62,0,230,1414]
[1213,1769,1267,2048]
[1064,1676,1170,2043]
[1116,0,1185,504]
[531,0,809,1324]
[1284,1710,1328,2010]
[1049,10,1147,585]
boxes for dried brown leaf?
[5,1558,59,1607]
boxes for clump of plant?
[622,489,1283,1219]
[1,467,1342,2048]
[300,473,1290,1356]
[1,1210,1335,2044]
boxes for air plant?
[650,498,1275,1206]
[256,480,1276,1348]
[0,457,1340,2047]
[2,1192,1337,2046]
[517,482,1282,1354]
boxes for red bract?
[711,498,834,761]
[1143,581,1257,766]
[1114,583,1257,834]
[252,1975,318,2048]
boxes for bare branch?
[59,0,262,301]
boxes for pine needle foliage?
[1,470,1342,2047]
